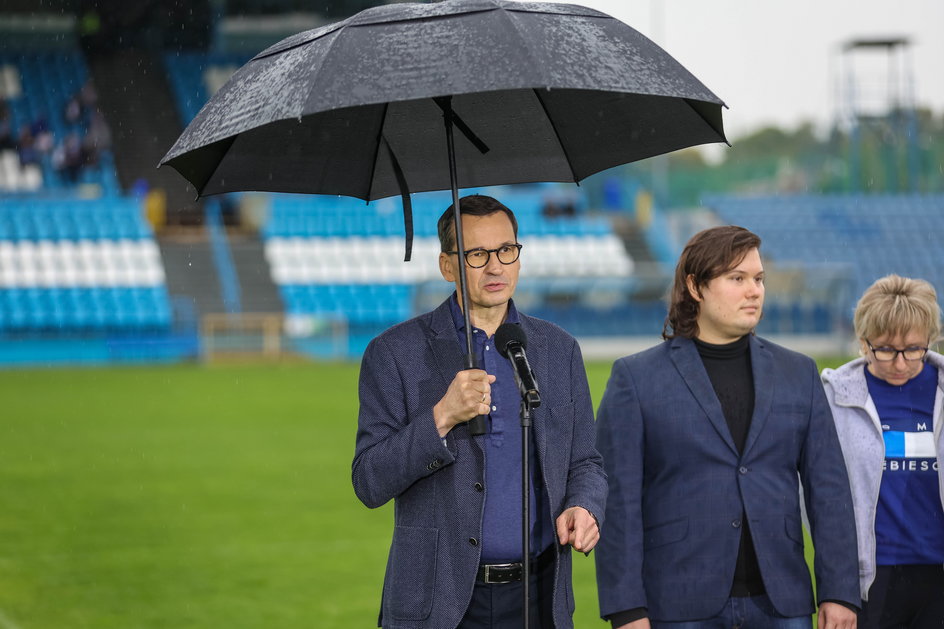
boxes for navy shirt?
[449,294,552,562]
[866,362,944,565]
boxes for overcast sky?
[511,0,944,140]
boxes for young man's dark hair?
[664,225,762,340]
[437,194,519,252]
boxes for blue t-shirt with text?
[866,363,944,565]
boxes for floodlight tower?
[837,37,919,193]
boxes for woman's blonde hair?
[853,274,941,345]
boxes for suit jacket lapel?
[670,337,739,456]
[428,300,465,385]
[742,335,774,458]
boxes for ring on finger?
[481,392,487,403]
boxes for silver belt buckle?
[483,562,517,583]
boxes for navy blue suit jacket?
[353,299,607,629]
[594,335,858,621]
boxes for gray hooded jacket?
[821,351,944,601]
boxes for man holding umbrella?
[159,1,728,621]
[353,194,607,628]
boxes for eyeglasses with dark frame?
[865,340,929,362]
[445,243,522,268]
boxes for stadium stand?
[0,198,172,333]
[0,52,119,194]
[0,26,208,365]
[15,41,933,364]
[261,189,636,354]
[706,193,944,335]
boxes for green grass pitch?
[0,359,841,628]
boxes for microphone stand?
[510,363,540,628]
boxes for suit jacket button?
[469,537,479,546]
[732,519,741,528]
[474,482,484,492]
[739,466,748,475]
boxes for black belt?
[476,546,554,584]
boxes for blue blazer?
[353,299,607,629]
[594,335,859,621]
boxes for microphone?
[495,323,541,408]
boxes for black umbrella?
[160,0,726,371]
[161,2,726,617]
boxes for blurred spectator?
[4,74,109,188]
[64,80,99,125]
[542,197,577,218]
[80,80,98,111]
[83,109,112,161]
[0,121,11,150]
[64,93,84,125]
[0,99,13,150]
[52,132,85,183]
[30,114,54,154]
[16,124,40,166]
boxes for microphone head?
[495,322,527,358]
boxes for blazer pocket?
[385,525,438,621]
[547,401,576,433]
[643,517,689,550]
[784,514,804,547]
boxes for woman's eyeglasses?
[866,340,928,362]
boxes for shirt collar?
[448,291,520,335]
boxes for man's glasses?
[445,243,522,268]
[866,340,928,362]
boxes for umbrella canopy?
[161,0,727,201]
[160,0,727,385]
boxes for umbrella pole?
[443,100,486,439]
[443,98,529,626]
[441,98,476,371]
[442,99,487,438]
[442,100,488,431]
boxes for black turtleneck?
[694,335,754,451]
[693,334,765,598]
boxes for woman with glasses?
[822,274,944,629]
